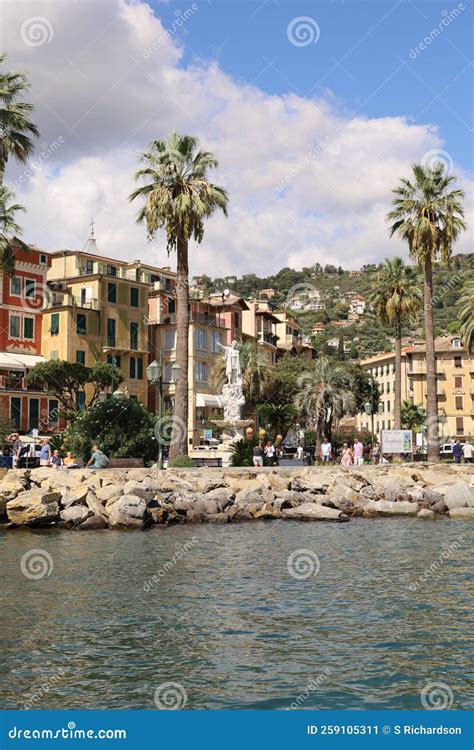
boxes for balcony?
[44,293,99,311]
[164,312,226,328]
[257,331,279,347]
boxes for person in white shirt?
[320,438,331,463]
[462,441,473,463]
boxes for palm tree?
[400,400,425,431]
[237,341,270,405]
[295,356,356,452]
[457,280,473,353]
[130,133,228,458]
[386,163,466,461]
[256,402,296,436]
[0,54,39,185]
[370,257,422,429]
[0,186,28,276]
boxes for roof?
[405,335,469,355]
[0,352,46,370]
[255,309,281,323]
[208,293,250,310]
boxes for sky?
[2,0,473,276]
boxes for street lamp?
[147,357,164,468]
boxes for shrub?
[169,455,194,468]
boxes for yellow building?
[357,335,474,440]
[273,310,314,359]
[42,239,150,406]
[242,299,279,364]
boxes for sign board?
[381,430,413,454]
[31,429,39,438]
[203,429,213,441]
[415,432,423,447]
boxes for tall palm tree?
[295,356,356,451]
[370,257,422,429]
[386,163,466,462]
[0,186,28,276]
[0,54,39,185]
[238,341,270,405]
[130,133,228,458]
[256,402,296,436]
[457,280,473,353]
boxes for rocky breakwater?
[0,464,473,531]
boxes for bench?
[107,458,145,469]
[191,457,222,468]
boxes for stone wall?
[1,464,473,530]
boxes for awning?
[0,352,46,371]
[196,393,222,408]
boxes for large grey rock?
[443,483,474,509]
[78,514,108,530]
[448,507,474,520]
[424,488,445,505]
[6,489,61,525]
[330,483,360,504]
[431,499,448,514]
[193,498,222,515]
[108,494,148,528]
[281,503,348,521]
[364,500,419,516]
[61,485,89,508]
[60,506,92,525]
[234,487,273,508]
[96,484,122,504]
[86,492,109,519]
[417,509,437,520]
[205,487,235,508]
[290,476,325,493]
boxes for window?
[130,357,136,379]
[130,287,139,307]
[386,382,390,393]
[212,331,222,353]
[452,338,462,348]
[130,322,138,350]
[234,312,240,329]
[382,420,385,431]
[107,283,117,303]
[456,417,464,434]
[10,277,21,295]
[76,391,86,411]
[194,328,207,350]
[168,298,176,314]
[387,420,391,429]
[107,354,121,369]
[77,313,87,335]
[76,351,86,365]
[80,287,93,307]
[48,400,59,426]
[10,397,21,428]
[50,313,59,336]
[107,264,117,277]
[380,383,384,394]
[86,259,94,274]
[164,330,176,349]
[454,355,462,368]
[137,357,143,379]
[454,376,463,388]
[23,317,34,340]
[455,396,463,410]
[107,319,116,347]
[40,253,47,265]
[387,400,390,412]
[24,279,36,299]
[29,399,39,430]
[9,315,21,338]
[194,362,207,382]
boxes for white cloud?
[4,0,473,276]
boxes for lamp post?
[147,356,181,468]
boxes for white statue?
[218,340,242,386]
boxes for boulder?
[43,472,86,489]
[85,492,109,519]
[330,483,360,504]
[60,485,89,508]
[6,489,61,525]
[424,488,445,505]
[78,515,108,530]
[282,503,349,521]
[431,499,449,515]
[443,483,474,509]
[417,509,437,520]
[448,507,474,520]
[96,484,122,504]
[205,512,229,524]
[234,486,273,508]
[193,498,223,515]
[60,506,92,525]
[205,487,235,508]
[290,476,325,493]
[108,494,148,528]
[363,500,419,516]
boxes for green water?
[1,519,472,710]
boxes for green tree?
[387,163,466,461]
[337,334,345,360]
[295,357,356,450]
[64,399,157,463]
[457,280,473,352]
[0,186,28,276]
[260,353,312,407]
[342,362,380,414]
[256,402,297,435]
[370,257,422,429]
[400,400,425,431]
[130,132,228,459]
[238,341,270,405]
[0,54,39,185]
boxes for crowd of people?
[5,435,110,470]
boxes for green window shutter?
[130,356,136,378]
[77,313,87,335]
[137,357,143,379]
[130,287,139,307]
[76,351,86,365]
[23,318,34,339]
[50,313,59,335]
[107,283,117,303]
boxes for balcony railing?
[165,312,226,328]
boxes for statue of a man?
[218,340,242,385]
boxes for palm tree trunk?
[0,145,5,186]
[394,314,402,430]
[423,254,439,462]
[169,236,189,460]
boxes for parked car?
[439,442,465,458]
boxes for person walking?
[264,440,277,466]
[452,439,463,464]
[371,442,381,465]
[252,443,264,467]
[462,440,472,464]
[39,439,52,467]
[11,433,22,469]
[340,442,353,466]
[320,437,332,463]
[353,438,364,466]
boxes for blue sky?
[153,0,473,171]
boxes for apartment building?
[349,294,367,316]
[242,300,279,364]
[273,311,314,359]
[357,336,474,440]
[0,245,55,433]
[41,242,150,407]
[208,291,249,344]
